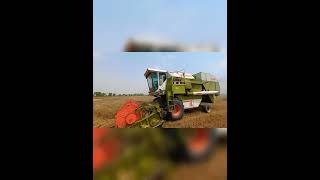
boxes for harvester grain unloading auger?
[115,68,221,128]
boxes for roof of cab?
[144,68,167,77]
[144,68,195,79]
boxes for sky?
[93,52,227,94]
[93,0,227,94]
[94,0,227,53]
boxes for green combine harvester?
[115,68,220,128]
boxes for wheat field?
[93,96,227,128]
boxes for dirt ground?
[169,144,227,180]
[93,96,227,128]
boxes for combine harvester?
[115,68,220,128]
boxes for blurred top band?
[124,38,220,52]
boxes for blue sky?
[93,1,227,94]
[94,0,227,52]
[93,52,227,94]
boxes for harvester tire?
[183,129,217,162]
[162,129,217,162]
[168,99,184,121]
[202,104,211,113]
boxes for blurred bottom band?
[93,128,227,180]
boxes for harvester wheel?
[169,99,184,121]
[202,104,211,113]
[183,129,217,162]
[162,129,217,162]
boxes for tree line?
[93,92,146,97]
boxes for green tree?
[94,92,104,97]
[108,93,112,96]
[96,92,108,97]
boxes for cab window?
[159,72,167,86]
[151,72,158,90]
[147,75,153,89]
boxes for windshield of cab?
[146,72,159,91]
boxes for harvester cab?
[144,68,196,97]
[144,68,168,96]
[114,68,220,128]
